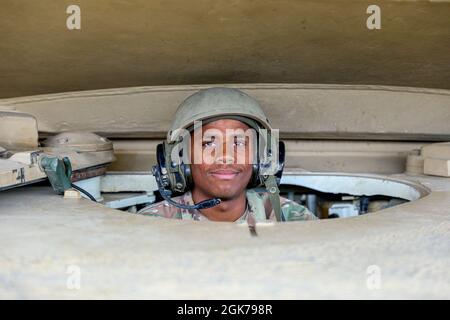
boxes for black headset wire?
[71,183,97,202]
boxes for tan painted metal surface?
[1,0,449,299]
[2,84,450,141]
[0,172,448,299]
[110,139,430,174]
[0,111,38,150]
[2,83,448,174]
[0,1,449,98]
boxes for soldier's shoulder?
[137,196,183,218]
[279,196,318,221]
[137,200,166,215]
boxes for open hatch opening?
[85,172,430,220]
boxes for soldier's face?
[190,119,254,200]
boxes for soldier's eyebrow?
[235,134,248,141]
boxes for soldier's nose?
[215,155,235,164]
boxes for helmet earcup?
[155,143,170,189]
[275,141,286,183]
[156,141,193,193]
[177,144,192,191]
[248,140,285,188]
[181,162,193,190]
[248,163,260,188]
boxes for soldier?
[138,87,317,225]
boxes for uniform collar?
[180,191,251,222]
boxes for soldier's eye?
[233,136,247,148]
[202,135,216,148]
[202,141,216,148]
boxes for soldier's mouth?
[208,169,240,180]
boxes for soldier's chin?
[211,186,244,200]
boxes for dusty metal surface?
[2,84,450,141]
[0,172,449,299]
[0,1,449,98]
[5,83,441,174]
[0,111,38,150]
[109,139,431,174]
[280,172,430,201]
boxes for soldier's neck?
[191,188,247,222]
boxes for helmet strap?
[263,175,284,222]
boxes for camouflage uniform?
[137,190,317,225]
